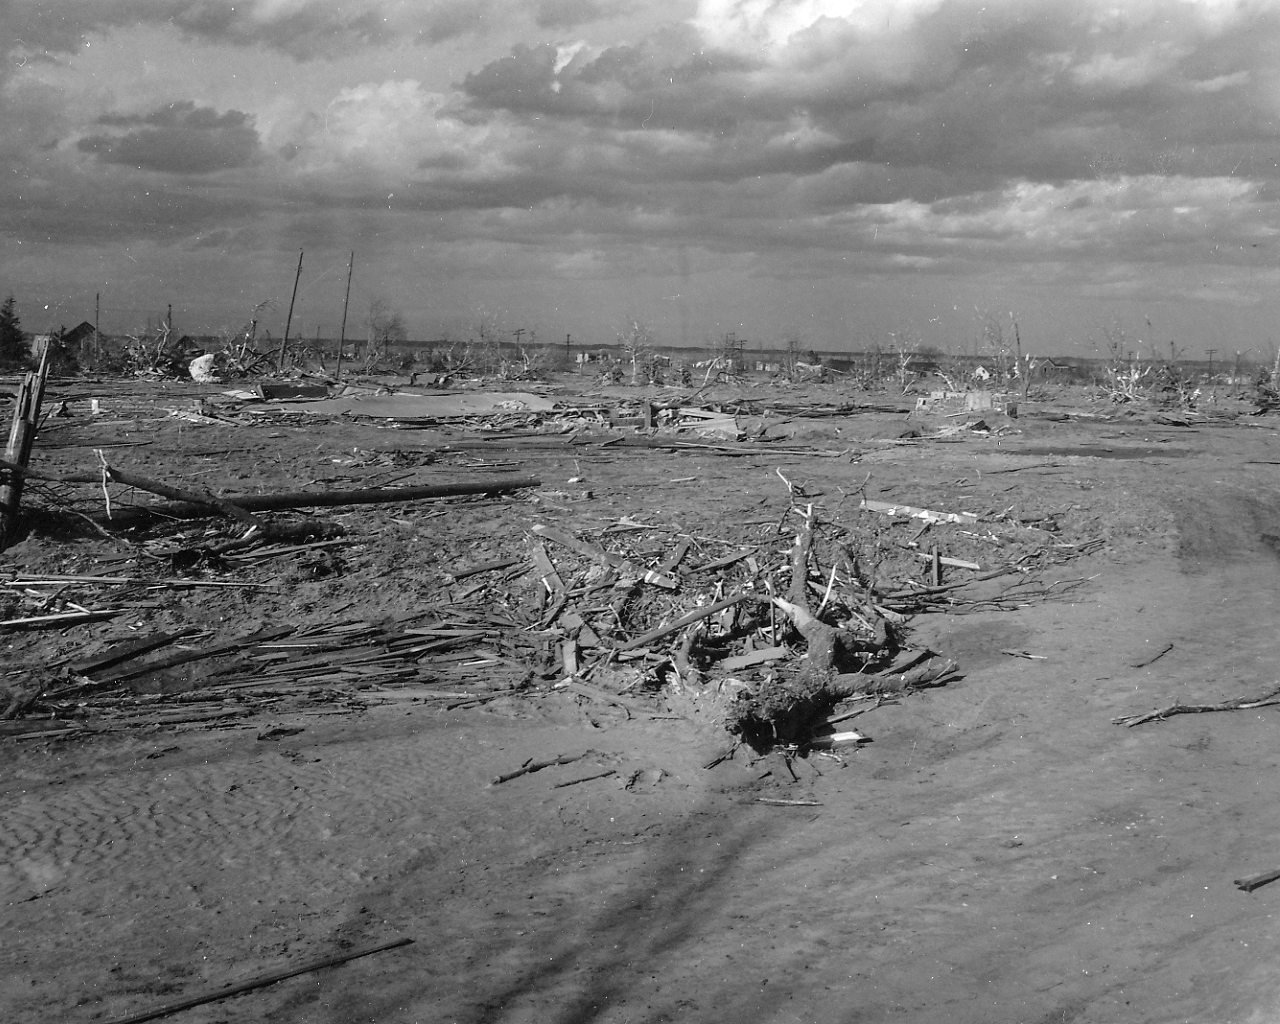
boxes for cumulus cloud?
[6,0,1280,343]
[288,80,495,176]
[452,0,1280,212]
[77,101,260,174]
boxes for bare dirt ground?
[5,374,1280,1024]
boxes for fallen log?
[0,462,540,517]
[212,476,543,512]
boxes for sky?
[3,0,1280,359]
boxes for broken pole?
[336,250,353,381]
[0,458,261,527]
[168,476,543,513]
[0,341,51,549]
[0,463,540,519]
[279,248,304,373]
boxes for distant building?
[63,321,96,348]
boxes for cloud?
[451,0,1280,217]
[76,101,260,174]
[535,0,616,30]
[4,1,402,60]
[416,0,497,43]
[283,80,496,178]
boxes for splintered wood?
[0,344,51,548]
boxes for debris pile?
[2,369,1105,757]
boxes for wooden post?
[0,341,51,548]
[279,249,304,373]
[337,250,353,381]
[1014,320,1028,401]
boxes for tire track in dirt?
[2,717,695,1023]
[0,725,510,905]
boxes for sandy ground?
[5,377,1280,1024]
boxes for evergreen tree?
[0,295,25,369]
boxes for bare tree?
[1093,318,1149,402]
[976,309,1018,385]
[781,330,803,376]
[466,305,507,374]
[889,325,921,393]
[365,297,406,369]
[618,315,654,385]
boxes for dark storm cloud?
[534,0,615,30]
[416,0,496,43]
[4,1,395,60]
[460,33,762,136]
[77,101,260,174]
[0,168,262,244]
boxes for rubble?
[0,367,1108,759]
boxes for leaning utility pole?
[336,251,354,381]
[279,249,304,373]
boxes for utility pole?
[1206,348,1216,381]
[512,328,526,350]
[336,251,354,381]
[94,292,100,364]
[167,304,173,339]
[279,249,304,373]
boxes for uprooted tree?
[712,513,957,747]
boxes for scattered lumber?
[1235,868,1280,893]
[617,594,751,651]
[860,498,978,525]
[0,608,124,631]
[70,627,205,675]
[757,797,822,806]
